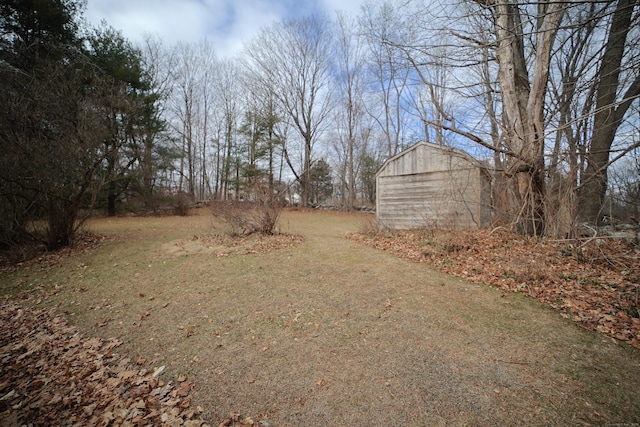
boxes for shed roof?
[376,142,489,178]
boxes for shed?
[376,142,492,230]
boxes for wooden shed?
[376,142,492,230]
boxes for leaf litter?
[348,227,640,348]
[162,233,304,257]
[0,301,209,427]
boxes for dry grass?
[1,209,639,426]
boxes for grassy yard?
[1,209,639,426]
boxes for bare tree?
[168,42,198,197]
[214,58,243,199]
[541,2,605,235]
[194,40,218,200]
[359,2,411,157]
[472,0,563,235]
[332,12,370,209]
[577,0,640,224]
[243,15,334,207]
[167,40,219,200]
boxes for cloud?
[214,0,284,56]
[84,0,366,56]
[85,0,220,43]
[321,0,365,16]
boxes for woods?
[1,0,639,249]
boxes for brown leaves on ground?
[217,412,269,427]
[348,228,640,348]
[0,301,209,427]
[164,233,304,257]
[205,232,304,255]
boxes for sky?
[84,0,367,56]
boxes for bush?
[174,192,192,217]
[212,188,282,236]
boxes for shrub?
[212,187,281,236]
[174,192,192,217]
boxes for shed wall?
[375,143,492,230]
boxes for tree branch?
[424,120,528,163]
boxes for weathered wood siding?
[376,143,492,230]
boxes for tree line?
[1,0,638,250]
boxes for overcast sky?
[84,0,366,56]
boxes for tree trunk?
[301,135,311,207]
[107,180,117,217]
[578,0,639,224]
[142,135,154,198]
[491,0,561,235]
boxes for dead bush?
[173,192,191,216]
[212,191,282,237]
[359,218,382,236]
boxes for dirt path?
[2,210,639,426]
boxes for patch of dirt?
[348,227,640,348]
[0,301,209,427]
[162,233,304,257]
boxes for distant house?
[376,142,492,230]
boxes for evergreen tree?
[309,159,333,205]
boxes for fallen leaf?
[152,365,165,377]
[177,382,194,397]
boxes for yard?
[1,209,639,426]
